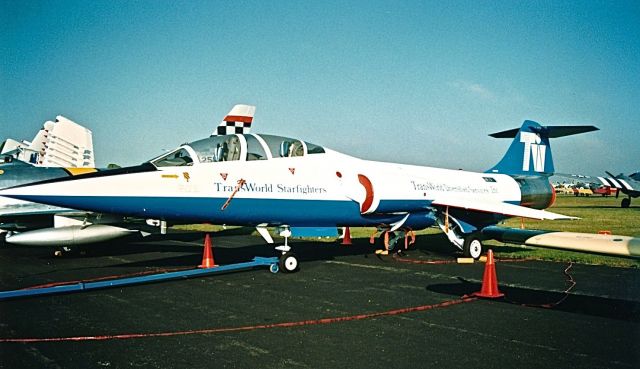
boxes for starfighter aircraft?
[0,105,256,249]
[0,116,599,271]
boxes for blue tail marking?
[487,120,598,177]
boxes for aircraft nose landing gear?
[279,252,298,272]
[275,227,299,273]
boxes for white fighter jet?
[1,116,601,270]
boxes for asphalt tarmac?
[1,231,639,369]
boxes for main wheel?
[463,234,483,259]
[279,252,299,273]
[621,198,631,208]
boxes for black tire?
[621,198,631,208]
[463,233,483,259]
[279,252,299,273]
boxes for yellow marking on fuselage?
[65,167,98,176]
[162,174,179,179]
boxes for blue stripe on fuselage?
[11,195,418,227]
[376,199,432,213]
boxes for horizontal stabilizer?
[490,125,599,139]
[432,196,577,220]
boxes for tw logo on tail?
[520,132,546,172]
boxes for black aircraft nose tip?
[7,162,158,190]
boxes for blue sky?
[1,0,639,175]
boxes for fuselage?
[2,133,553,231]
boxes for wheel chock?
[456,257,475,264]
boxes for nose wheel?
[275,227,299,273]
[279,252,298,272]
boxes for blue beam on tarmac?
[0,257,279,301]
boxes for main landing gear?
[462,232,484,259]
[437,210,484,260]
[275,227,299,273]
[54,246,74,257]
[621,197,631,208]
[369,227,416,255]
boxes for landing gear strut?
[275,227,298,273]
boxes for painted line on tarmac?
[325,260,411,273]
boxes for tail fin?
[487,120,598,177]
[212,104,256,136]
[40,116,94,168]
[2,116,94,168]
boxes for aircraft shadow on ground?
[102,232,477,268]
[427,279,640,322]
[60,231,537,269]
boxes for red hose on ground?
[0,297,476,343]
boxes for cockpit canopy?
[150,134,326,168]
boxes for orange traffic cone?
[199,233,217,268]
[472,249,504,298]
[341,227,352,245]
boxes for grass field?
[174,195,639,268]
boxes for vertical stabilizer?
[487,120,598,177]
[39,116,94,168]
[2,116,94,167]
[212,104,256,136]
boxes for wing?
[432,196,577,220]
